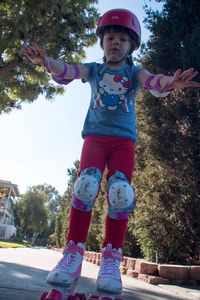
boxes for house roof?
[0,180,20,197]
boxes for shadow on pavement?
[0,261,190,300]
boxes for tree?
[132,0,200,263]
[0,0,99,113]
[28,184,61,244]
[53,160,79,247]
[29,183,61,209]
[14,190,49,245]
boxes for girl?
[23,9,200,294]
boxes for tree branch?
[0,53,23,77]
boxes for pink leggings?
[67,135,135,248]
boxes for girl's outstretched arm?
[138,68,200,97]
[159,68,200,91]
[22,43,88,82]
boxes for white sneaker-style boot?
[47,240,84,286]
[96,243,123,294]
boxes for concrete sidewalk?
[0,247,200,300]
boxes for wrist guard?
[145,74,171,98]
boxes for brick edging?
[84,251,200,286]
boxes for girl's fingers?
[22,45,45,65]
[183,71,198,82]
[174,69,182,75]
[24,44,44,58]
[172,69,199,87]
[24,44,41,56]
[174,68,193,78]
[185,81,200,87]
[173,69,182,80]
[22,49,33,58]
[179,68,196,80]
[180,68,194,76]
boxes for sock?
[102,215,128,249]
[67,207,91,244]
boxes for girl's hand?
[160,68,200,92]
[22,43,46,66]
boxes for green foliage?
[125,214,143,258]
[14,190,49,239]
[54,160,80,247]
[27,184,61,245]
[133,0,200,263]
[142,0,200,72]
[28,183,61,212]
[0,0,99,113]
[0,240,28,248]
[134,90,200,263]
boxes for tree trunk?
[31,232,39,246]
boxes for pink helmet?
[96,9,141,51]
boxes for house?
[0,179,20,240]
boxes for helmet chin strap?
[105,46,131,66]
[106,55,127,65]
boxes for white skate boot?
[96,243,123,294]
[47,240,84,287]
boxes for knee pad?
[72,167,101,211]
[107,171,135,220]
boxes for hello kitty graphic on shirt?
[94,72,132,112]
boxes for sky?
[0,0,162,195]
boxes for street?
[0,247,198,300]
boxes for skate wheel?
[45,288,62,300]
[74,293,87,299]
[40,291,48,300]
[67,296,78,300]
[101,297,112,300]
[88,294,100,299]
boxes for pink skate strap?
[63,244,84,256]
[102,250,123,261]
[145,74,165,91]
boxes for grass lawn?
[0,240,29,248]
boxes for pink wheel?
[45,288,62,300]
[74,293,87,299]
[40,291,48,300]
[88,295,100,299]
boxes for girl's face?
[102,30,131,68]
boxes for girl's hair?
[100,25,137,66]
